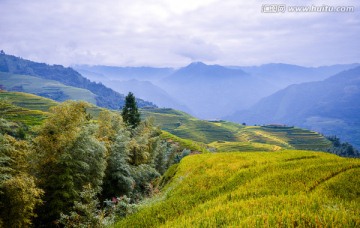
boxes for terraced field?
[0,93,49,126]
[141,108,332,152]
[0,72,97,104]
[0,91,58,111]
[141,108,237,143]
[116,150,360,227]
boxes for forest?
[0,93,183,227]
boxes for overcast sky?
[0,0,359,67]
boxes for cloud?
[0,0,359,67]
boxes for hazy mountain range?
[227,66,360,149]
[74,62,359,119]
[1,51,359,148]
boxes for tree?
[121,92,141,129]
[102,128,134,199]
[34,101,106,226]
[59,184,108,228]
[0,133,43,227]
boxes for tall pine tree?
[121,92,141,129]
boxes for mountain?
[160,62,277,118]
[0,52,155,109]
[73,65,174,82]
[74,62,359,120]
[0,72,97,104]
[238,63,360,88]
[227,66,360,149]
[102,79,191,112]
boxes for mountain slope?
[141,108,331,151]
[239,63,360,88]
[0,72,97,104]
[0,52,155,109]
[73,65,174,82]
[117,150,360,227]
[160,62,276,118]
[228,66,360,149]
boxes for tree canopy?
[122,92,141,129]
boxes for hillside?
[0,72,97,104]
[0,91,332,153]
[73,65,173,82]
[228,66,360,149]
[0,52,155,109]
[0,91,52,126]
[141,108,332,151]
[117,150,360,227]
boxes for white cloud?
[0,0,359,67]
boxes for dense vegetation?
[0,99,187,227]
[117,150,360,227]
[0,52,155,109]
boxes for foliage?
[59,184,108,228]
[130,164,160,201]
[102,128,134,199]
[34,101,106,226]
[0,134,43,227]
[116,150,360,227]
[96,109,123,148]
[327,135,360,157]
[122,92,141,129]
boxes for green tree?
[34,101,106,226]
[121,92,141,129]
[0,133,43,227]
[97,110,123,150]
[102,128,134,199]
[59,184,108,228]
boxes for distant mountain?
[160,62,276,119]
[238,63,360,88]
[102,79,192,112]
[227,66,360,149]
[73,65,174,82]
[73,62,359,120]
[0,52,155,109]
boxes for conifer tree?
[121,92,141,129]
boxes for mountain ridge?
[0,52,155,109]
[227,66,360,149]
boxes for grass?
[209,140,282,152]
[0,72,97,104]
[116,150,360,227]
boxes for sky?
[0,0,359,67]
